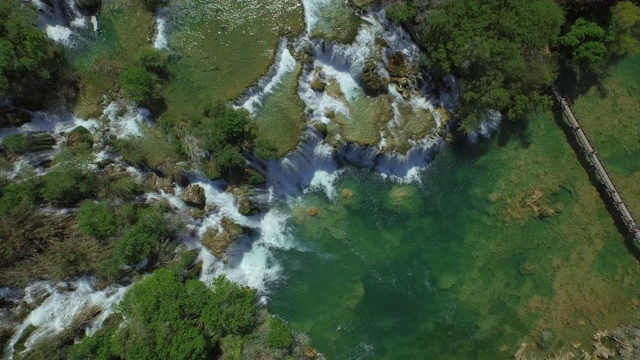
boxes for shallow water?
[267,112,640,358]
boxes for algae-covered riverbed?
[266,109,640,358]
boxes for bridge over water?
[551,84,640,245]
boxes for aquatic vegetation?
[163,0,304,121]
[306,0,362,44]
[572,55,640,213]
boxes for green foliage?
[220,335,244,360]
[386,2,417,23]
[199,275,257,337]
[0,0,60,107]
[114,207,167,265]
[267,316,294,349]
[185,103,256,178]
[560,18,608,64]
[69,269,258,360]
[253,138,279,160]
[3,134,29,154]
[114,126,181,168]
[416,0,564,128]
[609,1,640,55]
[0,178,38,217]
[78,201,118,239]
[119,66,158,104]
[138,47,169,75]
[40,156,96,206]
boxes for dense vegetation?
[0,0,63,109]
[387,0,640,130]
[63,268,306,360]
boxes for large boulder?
[181,184,206,207]
[66,126,94,150]
[144,172,175,194]
[201,218,244,258]
[360,61,389,96]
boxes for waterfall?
[30,0,96,46]
[153,8,169,50]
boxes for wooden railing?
[551,84,640,245]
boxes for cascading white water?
[30,0,96,46]
[153,8,169,50]
[3,280,128,358]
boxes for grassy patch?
[332,91,394,146]
[571,55,640,213]
[253,62,305,157]
[72,0,156,118]
[162,0,304,122]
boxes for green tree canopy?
[560,18,608,64]
[68,271,258,360]
[0,0,60,107]
[416,0,564,129]
[609,1,640,55]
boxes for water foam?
[153,8,169,50]
[6,280,128,357]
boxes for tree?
[0,0,61,108]
[78,201,118,239]
[119,66,157,104]
[609,1,640,55]
[416,0,564,129]
[560,18,608,64]
[267,317,293,349]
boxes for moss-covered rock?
[361,61,389,96]
[67,126,94,149]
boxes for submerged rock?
[436,273,457,290]
[0,108,31,128]
[182,184,206,207]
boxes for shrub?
[0,179,39,217]
[114,226,156,265]
[267,317,293,349]
[40,165,96,206]
[119,66,157,104]
[2,134,29,154]
[78,201,118,239]
[220,335,243,360]
[113,207,168,265]
[386,2,417,23]
[200,275,257,336]
[138,47,169,75]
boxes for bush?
[2,134,29,154]
[267,317,293,349]
[200,275,257,336]
[41,165,96,206]
[78,201,118,239]
[138,47,169,75]
[119,66,157,104]
[386,2,417,23]
[220,335,244,360]
[0,0,61,108]
[0,179,39,217]
[114,226,156,265]
[113,207,168,265]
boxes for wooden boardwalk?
[551,84,640,245]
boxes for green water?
[267,112,640,358]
